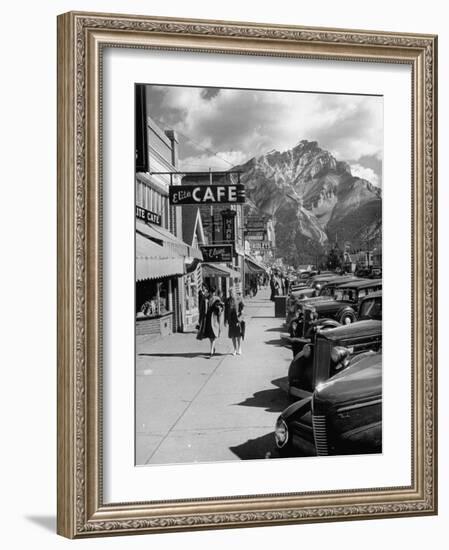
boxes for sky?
[145,85,383,187]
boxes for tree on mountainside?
[326,243,343,270]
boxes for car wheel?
[341,313,355,324]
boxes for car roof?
[335,279,382,290]
[318,319,382,341]
[311,273,340,281]
[321,276,362,287]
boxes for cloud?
[146,85,383,181]
[350,164,381,187]
[179,151,248,171]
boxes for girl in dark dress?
[225,288,245,356]
[196,285,209,341]
[203,287,224,357]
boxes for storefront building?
[180,173,245,298]
[135,85,202,338]
[181,207,207,331]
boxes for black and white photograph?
[135,83,383,466]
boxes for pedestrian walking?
[196,284,209,340]
[198,282,209,313]
[270,273,280,301]
[250,276,258,297]
[280,274,287,295]
[225,288,245,355]
[202,287,224,357]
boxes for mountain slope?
[234,140,381,265]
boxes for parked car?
[287,276,363,335]
[297,271,317,281]
[301,279,382,326]
[287,317,341,358]
[287,319,382,400]
[355,267,372,278]
[371,267,382,278]
[286,273,339,325]
[275,350,382,457]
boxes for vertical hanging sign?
[221,209,236,243]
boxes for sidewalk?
[136,288,292,465]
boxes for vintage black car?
[275,350,382,457]
[288,319,382,400]
[286,274,340,325]
[302,279,382,326]
[287,276,362,335]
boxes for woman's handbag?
[240,320,246,340]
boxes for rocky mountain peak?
[233,140,381,265]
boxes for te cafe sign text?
[136,206,161,226]
[169,184,245,205]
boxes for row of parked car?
[274,272,383,458]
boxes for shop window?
[136,279,171,318]
[184,273,198,313]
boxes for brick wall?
[136,313,173,336]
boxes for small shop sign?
[136,206,161,226]
[200,244,234,263]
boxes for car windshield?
[359,298,382,319]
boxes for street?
[136,287,292,465]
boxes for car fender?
[288,346,314,380]
[280,396,313,422]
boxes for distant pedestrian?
[250,277,258,297]
[203,287,224,357]
[280,275,286,295]
[225,288,245,355]
[270,275,279,301]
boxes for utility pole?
[209,169,215,243]
[239,171,245,297]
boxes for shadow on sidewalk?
[229,431,276,460]
[271,376,289,391]
[233,385,290,413]
[264,338,284,347]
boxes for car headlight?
[275,417,289,448]
[330,346,351,368]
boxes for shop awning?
[245,256,268,274]
[136,233,185,281]
[202,263,241,279]
[136,220,203,260]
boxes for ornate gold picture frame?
[57,11,437,538]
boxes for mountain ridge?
[233,140,382,265]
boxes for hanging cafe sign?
[169,184,245,205]
[200,244,234,263]
[136,205,161,226]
